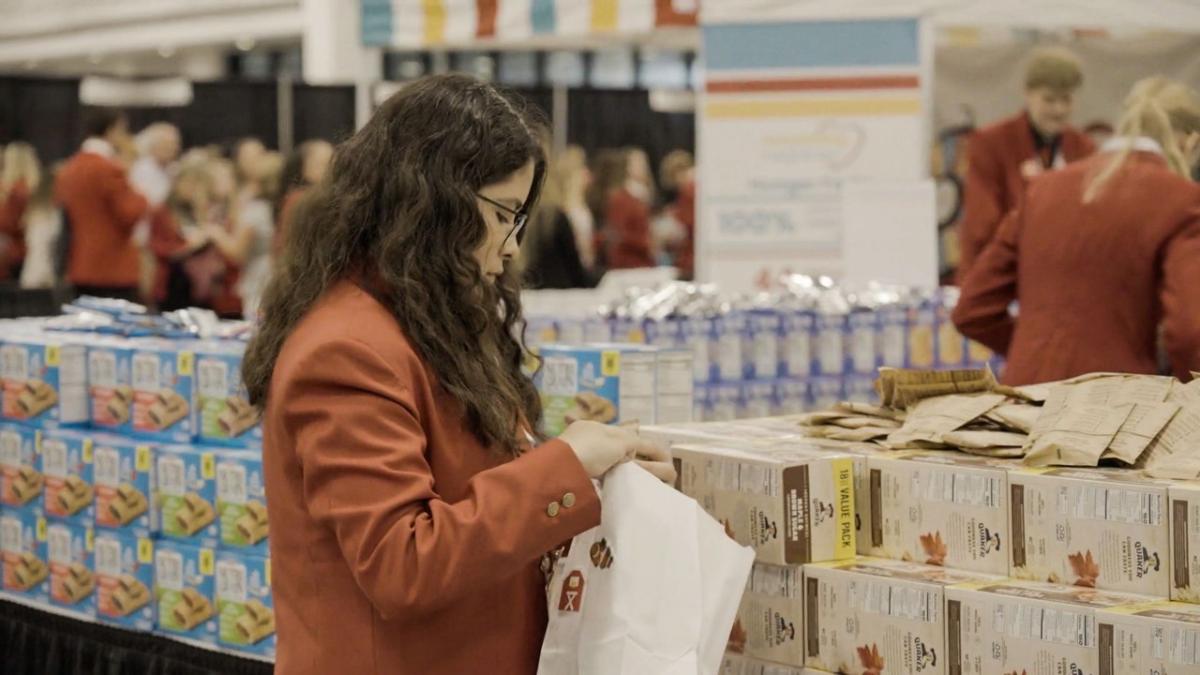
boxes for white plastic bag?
[539,462,755,675]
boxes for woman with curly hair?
[242,74,672,674]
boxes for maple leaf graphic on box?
[1068,551,1100,588]
[920,531,948,566]
[858,643,885,675]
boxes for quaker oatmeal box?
[1009,467,1171,597]
[804,557,1003,675]
[1096,600,1200,675]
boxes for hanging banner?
[362,0,695,48]
[696,16,937,291]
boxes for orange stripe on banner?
[706,97,921,118]
[591,0,619,31]
[655,0,697,27]
[423,0,446,44]
[707,75,920,94]
[476,0,498,38]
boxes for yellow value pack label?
[201,453,216,480]
[832,458,856,558]
[46,345,60,367]
[177,351,194,377]
[199,549,215,576]
[601,351,620,376]
[137,538,154,563]
[136,446,152,472]
[82,439,94,463]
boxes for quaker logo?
[773,612,796,645]
[812,499,835,526]
[1134,542,1161,578]
[757,512,779,545]
[978,523,1002,556]
[1068,662,1088,675]
[913,638,937,671]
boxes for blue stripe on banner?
[531,0,556,35]
[704,18,919,71]
[360,0,394,47]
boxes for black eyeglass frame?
[477,193,529,246]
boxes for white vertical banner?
[696,13,937,291]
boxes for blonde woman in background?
[18,165,62,289]
[204,152,282,318]
[955,76,1200,384]
[521,145,595,289]
[0,142,42,279]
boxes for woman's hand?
[560,421,673,482]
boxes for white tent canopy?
[703,0,1200,31]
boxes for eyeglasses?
[477,193,528,246]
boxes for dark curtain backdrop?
[1,76,696,171]
[0,76,353,163]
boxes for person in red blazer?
[589,149,655,270]
[55,109,148,300]
[957,47,1096,281]
[240,75,673,675]
[953,76,1200,385]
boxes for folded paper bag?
[539,462,755,675]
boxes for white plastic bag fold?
[539,462,755,675]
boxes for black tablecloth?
[0,599,273,675]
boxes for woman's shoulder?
[276,280,423,382]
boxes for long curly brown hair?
[242,74,547,456]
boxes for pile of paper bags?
[795,367,1200,474]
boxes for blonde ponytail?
[1085,76,1200,202]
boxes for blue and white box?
[215,550,275,658]
[154,540,217,645]
[94,529,155,630]
[0,506,48,603]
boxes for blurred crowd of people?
[0,111,695,318]
[0,109,333,319]
[520,143,696,289]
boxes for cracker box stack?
[536,344,694,436]
[803,557,1004,675]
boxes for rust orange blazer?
[952,151,1200,385]
[55,150,148,288]
[263,280,601,674]
[958,112,1095,280]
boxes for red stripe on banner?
[655,0,698,27]
[476,0,498,38]
[707,75,920,94]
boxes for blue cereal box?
[711,382,742,422]
[878,303,909,368]
[740,380,775,420]
[156,446,218,548]
[847,309,880,375]
[194,344,260,448]
[94,529,155,630]
[814,312,848,376]
[845,376,880,406]
[39,428,94,525]
[693,384,715,423]
[0,507,48,603]
[780,308,815,378]
[0,333,87,429]
[536,345,659,436]
[907,298,937,369]
[582,316,612,344]
[715,311,747,383]
[684,315,718,383]
[773,379,810,416]
[0,423,41,508]
[130,341,196,444]
[810,376,845,412]
[746,309,781,381]
[92,434,156,536]
[216,450,268,554]
[935,290,966,368]
[155,540,217,644]
[216,550,275,658]
[86,339,134,434]
[46,520,95,615]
